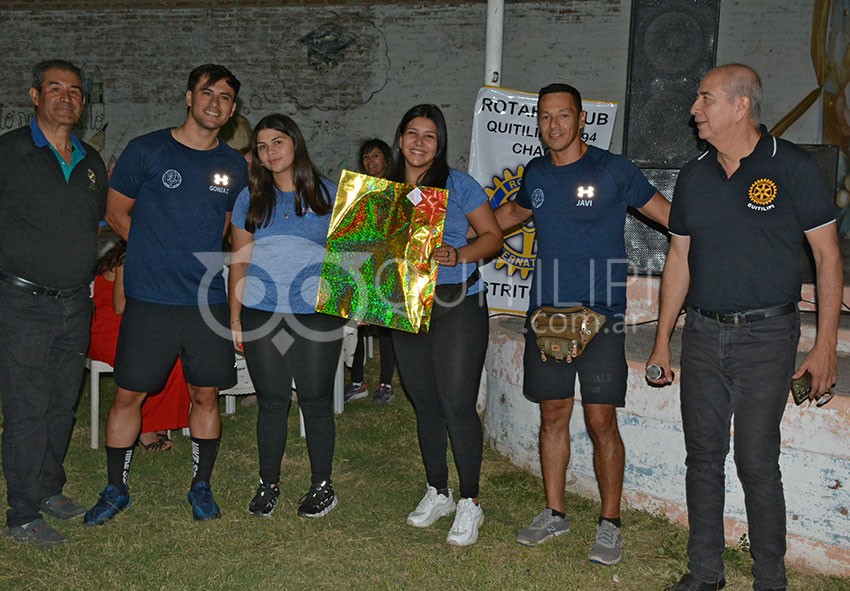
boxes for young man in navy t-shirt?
[495,83,670,565]
[85,64,248,525]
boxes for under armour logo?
[214,174,229,186]
[577,186,594,199]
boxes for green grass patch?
[0,358,845,590]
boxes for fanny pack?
[529,306,606,363]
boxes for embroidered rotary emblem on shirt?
[162,169,182,189]
[749,178,777,206]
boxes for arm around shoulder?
[637,192,671,229]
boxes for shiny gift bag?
[316,170,448,333]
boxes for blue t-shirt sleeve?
[109,135,153,199]
[608,153,656,209]
[448,169,488,213]
[231,187,250,230]
[514,158,540,210]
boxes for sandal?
[139,433,173,452]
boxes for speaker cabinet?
[626,168,677,275]
[623,0,721,169]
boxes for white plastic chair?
[85,358,114,449]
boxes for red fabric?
[88,274,190,432]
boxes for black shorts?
[522,315,627,406]
[114,298,236,392]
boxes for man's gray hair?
[31,59,83,92]
[712,63,762,122]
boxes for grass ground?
[0,357,846,591]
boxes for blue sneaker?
[84,484,131,526]
[187,481,221,521]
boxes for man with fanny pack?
[647,64,841,591]
[0,60,107,546]
[495,83,669,565]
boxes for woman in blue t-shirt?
[387,104,502,546]
[228,113,343,520]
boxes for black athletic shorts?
[114,298,236,392]
[522,315,628,406]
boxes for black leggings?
[241,309,344,484]
[392,293,489,499]
[351,326,396,384]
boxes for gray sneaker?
[3,518,67,547]
[343,382,368,403]
[373,383,394,403]
[516,508,570,546]
[588,520,622,565]
[40,493,86,520]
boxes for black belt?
[0,269,87,298]
[695,302,797,324]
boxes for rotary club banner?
[468,86,618,315]
[316,170,448,333]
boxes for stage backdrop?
[468,86,618,316]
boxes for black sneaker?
[248,482,280,517]
[297,480,338,518]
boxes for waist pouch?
[529,306,606,363]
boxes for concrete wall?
[485,317,850,577]
[0,0,822,177]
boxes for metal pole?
[485,0,504,86]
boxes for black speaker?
[625,168,677,275]
[623,0,721,169]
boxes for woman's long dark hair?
[387,104,450,189]
[95,240,126,275]
[245,113,332,232]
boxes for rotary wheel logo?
[486,166,536,279]
[749,178,777,206]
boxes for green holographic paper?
[316,170,448,333]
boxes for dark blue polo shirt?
[670,126,837,312]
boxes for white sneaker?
[406,486,456,528]
[446,498,484,546]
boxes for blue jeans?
[0,282,91,527]
[680,308,799,590]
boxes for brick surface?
[0,1,820,179]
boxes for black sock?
[435,487,450,498]
[549,508,567,519]
[191,437,220,485]
[600,516,621,528]
[106,445,133,495]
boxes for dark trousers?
[0,283,91,527]
[241,309,343,484]
[393,293,488,499]
[351,326,395,384]
[680,309,799,590]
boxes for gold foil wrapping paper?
[316,170,448,333]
